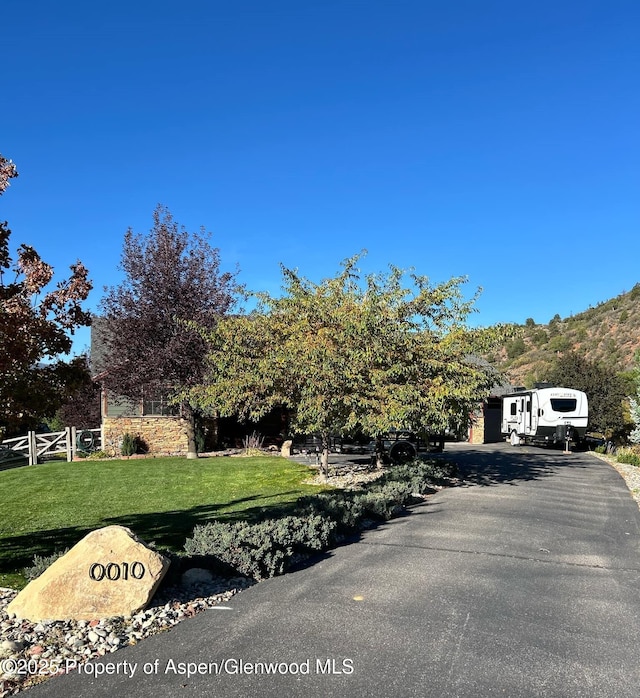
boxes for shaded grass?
[0,455,325,585]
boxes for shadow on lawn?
[0,493,306,573]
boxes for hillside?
[491,283,640,388]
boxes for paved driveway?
[30,443,640,697]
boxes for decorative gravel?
[0,575,254,696]
[304,461,386,488]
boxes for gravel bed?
[0,575,254,696]
[304,461,386,488]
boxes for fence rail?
[0,427,103,466]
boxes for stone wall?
[469,415,485,444]
[102,416,188,456]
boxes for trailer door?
[522,396,534,436]
[516,397,526,434]
[530,393,539,435]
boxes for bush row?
[183,458,456,580]
[595,444,640,466]
[616,448,640,467]
[184,515,336,580]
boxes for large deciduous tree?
[99,205,241,458]
[0,153,92,436]
[187,254,511,476]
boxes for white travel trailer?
[501,386,588,447]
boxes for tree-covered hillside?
[491,283,640,389]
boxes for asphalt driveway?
[29,443,640,697]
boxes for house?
[90,318,190,456]
[90,319,287,456]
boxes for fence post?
[28,431,37,465]
[71,426,77,461]
[66,427,73,462]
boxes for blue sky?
[2,0,639,356]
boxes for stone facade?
[102,416,189,456]
[469,415,485,444]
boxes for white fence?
[0,427,103,466]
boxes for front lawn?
[0,455,324,588]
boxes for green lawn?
[0,455,325,589]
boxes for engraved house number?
[89,561,146,581]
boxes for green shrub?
[86,449,110,460]
[617,449,640,467]
[119,433,148,456]
[24,549,70,581]
[353,490,404,520]
[548,334,570,353]
[506,337,527,359]
[184,515,337,580]
[299,492,366,530]
[121,433,136,456]
[381,459,456,492]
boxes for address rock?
[7,525,170,622]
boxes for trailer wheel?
[509,431,521,446]
[389,440,417,463]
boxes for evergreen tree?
[547,351,627,437]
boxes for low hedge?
[184,515,336,580]
[184,457,457,580]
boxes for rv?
[501,386,588,447]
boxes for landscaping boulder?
[181,567,214,587]
[7,525,170,622]
[281,440,293,457]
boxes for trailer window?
[510,403,517,416]
[551,398,577,413]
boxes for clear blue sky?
[2,0,639,356]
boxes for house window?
[142,393,179,416]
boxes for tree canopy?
[98,205,241,457]
[1,153,92,436]
[187,254,511,474]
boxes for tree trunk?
[320,448,329,480]
[375,435,385,469]
[182,401,199,459]
[211,410,220,449]
[320,431,330,480]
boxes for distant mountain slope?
[491,283,640,387]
